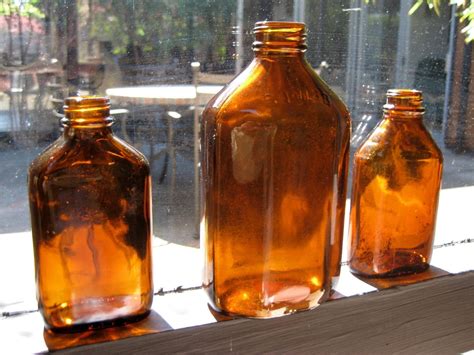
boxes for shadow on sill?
[42,265,452,352]
[43,310,172,351]
[353,265,450,290]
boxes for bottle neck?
[61,115,114,129]
[62,96,114,130]
[252,21,307,58]
[383,89,424,121]
[63,123,112,140]
[383,111,424,121]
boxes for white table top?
[106,84,223,106]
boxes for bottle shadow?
[43,310,171,351]
[351,265,450,291]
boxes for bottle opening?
[63,96,113,127]
[253,21,307,54]
[383,89,424,114]
[64,96,110,111]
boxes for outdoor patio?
[1,105,473,243]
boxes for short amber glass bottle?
[28,97,153,331]
[349,89,443,278]
[201,22,350,318]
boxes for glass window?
[0,0,472,303]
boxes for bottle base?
[45,310,151,334]
[350,263,430,279]
[42,294,152,333]
[208,300,323,319]
[207,278,328,319]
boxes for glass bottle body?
[28,97,153,331]
[201,22,350,318]
[349,90,443,277]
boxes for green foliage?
[408,0,442,16]
[457,1,474,42]
[90,0,235,65]
[409,0,474,42]
[0,0,45,18]
[364,0,474,42]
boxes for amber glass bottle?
[349,89,443,278]
[28,97,153,331]
[201,21,350,318]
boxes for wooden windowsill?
[1,268,473,353]
[1,186,473,353]
[54,271,474,353]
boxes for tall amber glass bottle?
[349,89,443,278]
[28,97,153,331]
[201,22,350,318]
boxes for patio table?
[106,84,222,106]
[106,84,224,238]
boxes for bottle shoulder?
[109,135,150,168]
[203,58,349,124]
[29,133,150,179]
[355,119,443,162]
[29,136,68,176]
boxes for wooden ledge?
[2,267,473,353]
[62,271,474,353]
[1,186,473,353]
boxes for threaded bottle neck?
[62,96,113,128]
[383,89,424,119]
[253,21,307,56]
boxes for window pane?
[0,0,472,297]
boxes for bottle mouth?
[253,21,307,54]
[63,96,113,127]
[383,89,424,114]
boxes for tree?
[89,0,235,69]
[409,0,474,42]
[0,0,45,66]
